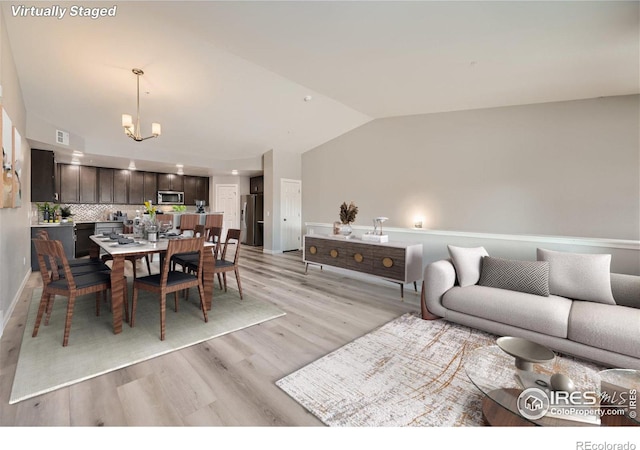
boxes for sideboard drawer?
[370,246,406,281]
[305,237,345,266]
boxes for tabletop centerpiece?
[142,201,158,241]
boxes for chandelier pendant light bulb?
[122,68,161,142]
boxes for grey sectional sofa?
[422,256,640,370]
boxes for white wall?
[0,8,31,336]
[302,95,640,274]
[303,95,639,239]
[263,149,301,253]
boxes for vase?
[339,223,353,236]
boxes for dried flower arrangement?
[339,201,358,224]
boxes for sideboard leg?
[400,283,404,300]
[305,262,308,274]
[413,281,418,292]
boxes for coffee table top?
[465,345,603,426]
[598,368,639,424]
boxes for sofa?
[422,246,640,370]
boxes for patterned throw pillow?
[478,256,550,297]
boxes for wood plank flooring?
[0,245,421,426]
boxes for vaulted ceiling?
[3,1,638,176]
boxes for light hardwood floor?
[0,245,421,426]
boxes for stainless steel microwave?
[157,190,184,205]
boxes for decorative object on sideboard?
[362,216,389,243]
[336,201,358,236]
[121,68,162,142]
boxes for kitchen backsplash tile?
[31,203,199,223]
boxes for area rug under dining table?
[10,286,285,404]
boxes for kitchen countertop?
[31,222,74,227]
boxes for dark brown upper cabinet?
[31,149,57,203]
[250,176,264,194]
[98,168,114,203]
[157,173,184,192]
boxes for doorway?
[215,184,238,239]
[281,179,302,251]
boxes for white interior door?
[215,184,238,240]
[281,179,302,251]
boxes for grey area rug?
[276,313,499,426]
[10,286,285,404]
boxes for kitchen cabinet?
[59,164,98,203]
[101,168,129,205]
[79,166,98,203]
[250,176,264,194]
[98,168,114,203]
[184,176,209,206]
[196,177,209,204]
[113,169,129,204]
[157,173,183,192]
[143,172,157,204]
[74,222,95,257]
[131,171,157,205]
[129,170,144,205]
[31,149,57,202]
[58,164,80,203]
[184,176,197,206]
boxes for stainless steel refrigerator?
[241,194,264,246]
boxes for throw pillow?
[478,256,550,297]
[536,248,616,305]
[447,245,489,287]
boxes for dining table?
[89,234,217,335]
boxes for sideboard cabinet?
[303,234,423,298]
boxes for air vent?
[56,129,69,145]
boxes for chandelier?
[121,68,161,141]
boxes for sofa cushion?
[479,256,550,297]
[537,248,615,305]
[611,273,640,309]
[442,285,572,338]
[447,245,489,287]
[568,301,640,358]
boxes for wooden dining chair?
[204,213,223,228]
[37,229,105,269]
[213,228,243,299]
[32,238,128,347]
[130,236,208,341]
[178,214,199,235]
[36,229,112,276]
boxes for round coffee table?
[464,344,629,426]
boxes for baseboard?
[0,268,31,339]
